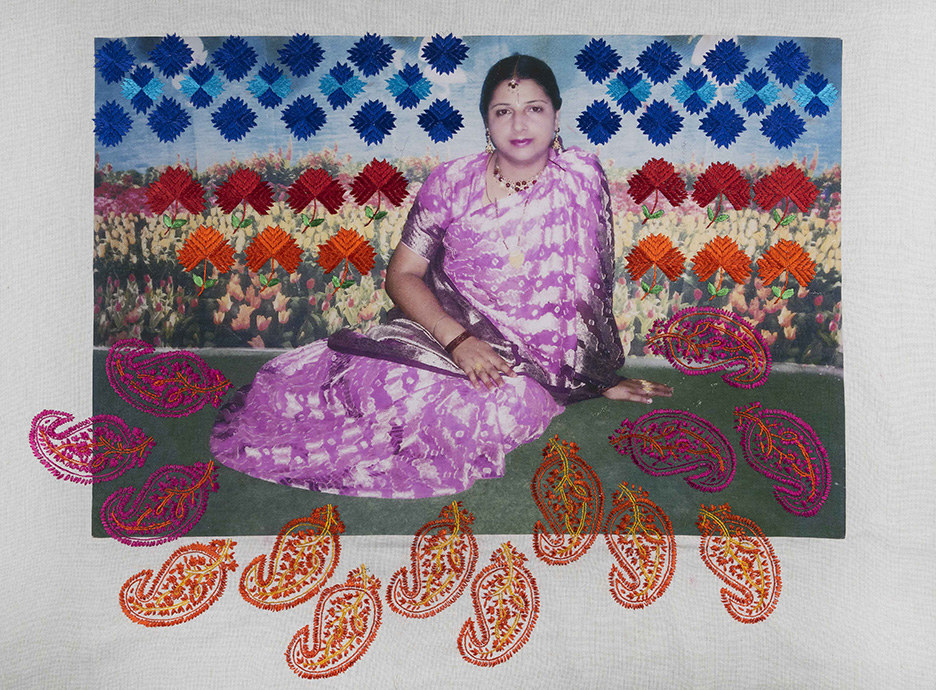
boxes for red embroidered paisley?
[285,566,382,679]
[118,539,237,627]
[531,436,604,565]
[387,501,478,618]
[458,542,539,667]
[604,484,676,609]
[697,504,781,623]
[240,505,345,611]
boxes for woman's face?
[486,78,559,172]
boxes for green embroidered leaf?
[162,213,173,227]
[642,204,650,218]
[780,214,795,226]
[707,282,717,295]
[771,285,782,297]
[716,287,729,297]
[373,210,388,221]
[781,287,795,299]
[301,213,311,226]
[239,218,253,228]
[259,274,269,286]
[715,213,729,223]
[649,209,664,219]
[308,218,324,227]
[205,278,217,288]
[650,285,663,295]
[365,206,375,219]
[171,218,187,229]
[267,278,280,287]
[707,206,715,221]
[641,280,649,292]
[340,279,354,289]
[193,274,204,287]
[772,208,782,223]
[332,275,340,287]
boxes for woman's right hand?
[450,336,517,390]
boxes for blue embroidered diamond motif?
[147,97,191,143]
[699,101,746,148]
[606,68,651,114]
[637,99,684,146]
[421,33,469,75]
[765,40,810,87]
[347,33,394,77]
[121,66,163,113]
[794,72,838,117]
[351,100,396,145]
[734,69,779,115]
[95,40,135,84]
[94,101,133,147]
[637,40,682,84]
[672,69,717,114]
[577,100,622,145]
[247,64,291,109]
[320,63,365,110]
[386,64,432,109]
[212,97,257,142]
[703,39,748,85]
[760,103,806,149]
[278,34,324,77]
[281,96,326,141]
[212,36,257,82]
[149,34,193,79]
[575,38,621,84]
[180,64,224,109]
[418,99,463,143]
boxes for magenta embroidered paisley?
[387,501,479,619]
[457,542,539,667]
[285,566,383,679]
[28,409,153,483]
[609,410,736,492]
[696,504,781,624]
[240,505,346,611]
[734,402,831,517]
[646,306,771,388]
[604,483,676,609]
[118,539,237,627]
[531,436,604,565]
[105,338,231,417]
[100,460,219,546]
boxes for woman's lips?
[510,138,533,147]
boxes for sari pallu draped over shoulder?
[328,147,625,405]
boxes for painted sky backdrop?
[94,33,841,171]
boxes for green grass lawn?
[92,349,844,538]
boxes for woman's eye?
[529,106,543,113]
[495,109,510,117]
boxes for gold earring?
[552,128,562,152]
[485,129,495,155]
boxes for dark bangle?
[444,330,471,354]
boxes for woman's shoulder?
[556,147,605,179]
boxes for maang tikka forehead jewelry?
[508,78,519,90]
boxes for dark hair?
[479,54,562,126]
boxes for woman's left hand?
[602,378,673,404]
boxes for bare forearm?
[385,271,464,344]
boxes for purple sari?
[210,148,624,498]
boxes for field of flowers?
[94,147,841,365]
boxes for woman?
[210,55,672,499]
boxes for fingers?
[462,357,513,390]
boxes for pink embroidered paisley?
[239,505,345,611]
[609,410,736,492]
[118,539,237,627]
[604,483,676,609]
[106,338,231,417]
[697,504,781,623]
[285,566,382,679]
[100,460,219,546]
[734,402,831,516]
[28,409,153,483]
[387,501,478,618]
[531,436,604,565]
[457,542,539,667]
[647,306,771,388]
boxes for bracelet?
[444,330,471,354]
[430,314,447,338]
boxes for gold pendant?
[509,251,524,269]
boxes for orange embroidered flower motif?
[350,159,409,226]
[177,225,235,294]
[756,239,816,301]
[245,225,303,288]
[691,236,752,300]
[316,227,376,293]
[625,234,685,298]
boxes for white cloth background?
[2,1,934,687]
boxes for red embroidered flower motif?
[215,168,274,217]
[626,234,685,298]
[316,227,376,293]
[753,164,819,230]
[692,236,752,299]
[692,162,751,227]
[177,225,235,294]
[350,159,408,225]
[628,158,687,224]
[246,225,303,274]
[757,239,816,301]
[146,166,206,216]
[287,168,346,226]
